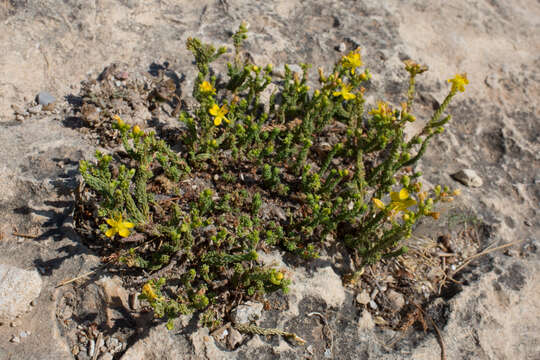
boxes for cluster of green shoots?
[78,23,467,331]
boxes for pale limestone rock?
[0,265,42,321]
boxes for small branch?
[451,240,522,276]
[12,232,38,239]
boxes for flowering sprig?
[448,73,468,93]
[341,48,363,74]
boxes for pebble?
[368,300,378,310]
[72,345,80,355]
[10,320,21,327]
[231,301,263,324]
[10,335,20,343]
[451,169,483,187]
[28,105,42,114]
[19,330,30,338]
[16,115,24,122]
[11,104,24,114]
[370,288,379,299]
[98,353,113,360]
[115,71,129,80]
[356,290,370,305]
[358,310,375,330]
[324,348,333,358]
[337,42,347,52]
[36,91,56,106]
[227,327,243,349]
[386,290,406,311]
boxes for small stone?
[10,335,20,343]
[106,337,119,350]
[227,327,243,349]
[98,353,113,360]
[16,115,24,121]
[337,42,347,52]
[287,64,303,75]
[36,91,56,106]
[211,325,229,342]
[11,104,24,114]
[72,345,80,355]
[19,330,29,338]
[28,105,42,114]
[370,288,379,299]
[81,103,100,124]
[115,71,129,80]
[368,300,378,310]
[356,290,370,305]
[10,320,21,327]
[386,290,405,311]
[358,310,374,330]
[451,169,483,187]
[230,301,263,324]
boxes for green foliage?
[78,25,466,330]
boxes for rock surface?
[0,0,538,359]
[0,265,42,321]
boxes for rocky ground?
[0,0,538,359]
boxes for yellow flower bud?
[132,125,143,136]
[113,115,125,127]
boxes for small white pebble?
[369,300,378,310]
[10,336,20,343]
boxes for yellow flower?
[142,283,159,300]
[209,103,229,126]
[333,84,356,100]
[388,188,417,212]
[447,73,468,92]
[199,81,216,94]
[105,214,134,238]
[342,49,363,74]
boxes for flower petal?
[105,228,116,238]
[209,104,219,116]
[106,218,116,226]
[399,188,409,200]
[214,117,222,126]
[118,227,131,238]
[373,198,385,210]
